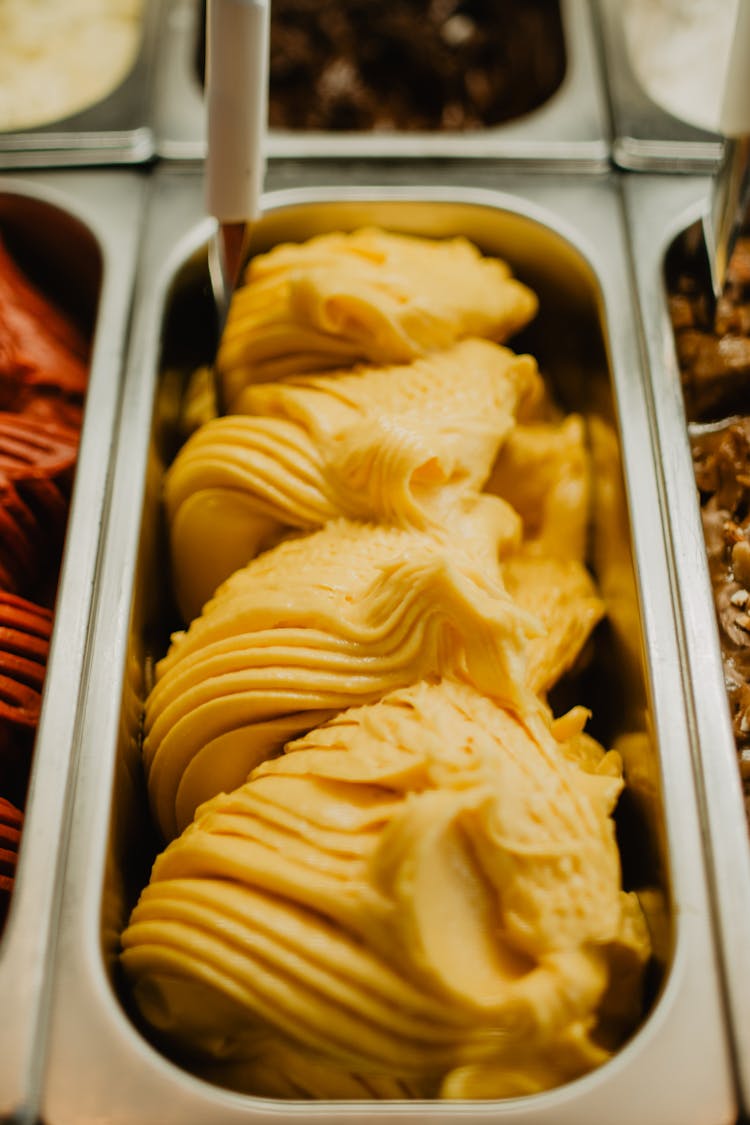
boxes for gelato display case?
[0,0,162,168]
[0,169,145,1119]
[37,167,735,1124]
[594,0,726,171]
[0,5,749,1120]
[624,172,750,1118]
[153,0,611,166]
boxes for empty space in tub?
[0,191,101,331]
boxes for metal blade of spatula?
[705,0,750,300]
[205,0,269,404]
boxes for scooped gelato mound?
[122,678,650,1099]
[144,520,541,840]
[217,228,538,407]
[166,338,542,617]
[487,412,592,562]
[122,224,650,1100]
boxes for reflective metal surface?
[0,2,162,168]
[0,170,145,1121]
[594,0,724,172]
[153,0,610,167]
[39,166,734,1125]
[624,172,750,1117]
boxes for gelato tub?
[0,0,161,169]
[0,170,144,1119]
[594,0,725,172]
[154,0,610,165]
[38,166,734,1123]
[624,172,750,1117]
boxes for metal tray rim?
[153,0,610,166]
[39,172,735,1125]
[594,0,724,173]
[623,171,750,1115]
[0,169,145,1118]
[0,0,163,169]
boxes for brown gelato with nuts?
[692,419,750,802]
[669,231,750,819]
[199,0,566,132]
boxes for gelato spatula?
[205,0,269,376]
[705,0,750,299]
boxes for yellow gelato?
[144,520,541,841]
[122,226,650,1102]
[217,228,538,408]
[487,412,592,564]
[502,551,604,697]
[122,678,650,1099]
[165,338,541,619]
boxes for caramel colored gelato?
[122,226,649,1100]
[123,678,649,1099]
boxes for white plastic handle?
[205,0,269,223]
[719,0,750,137]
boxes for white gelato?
[622,0,739,132]
[0,0,143,131]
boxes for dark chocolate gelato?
[199,0,566,132]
